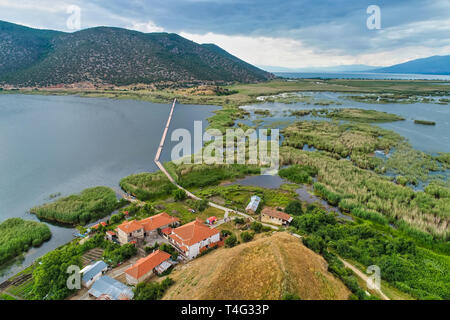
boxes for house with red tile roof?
[124,250,172,285]
[116,213,180,245]
[168,218,220,260]
[261,207,293,226]
[92,221,107,230]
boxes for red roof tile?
[170,219,219,247]
[116,213,179,234]
[261,207,292,222]
[125,250,171,279]
[117,220,143,233]
[140,212,180,232]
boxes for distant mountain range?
[0,21,273,88]
[372,55,450,75]
[258,64,379,73]
[261,55,450,75]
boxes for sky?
[0,0,449,69]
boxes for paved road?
[338,257,390,300]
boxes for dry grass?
[162,232,350,300]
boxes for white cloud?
[129,20,164,33]
[180,31,450,68]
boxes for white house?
[116,212,180,245]
[169,219,221,260]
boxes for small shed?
[246,196,261,213]
[88,276,134,300]
[81,261,108,288]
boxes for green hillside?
[0,21,273,87]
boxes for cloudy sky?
[1,0,449,69]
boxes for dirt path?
[338,257,390,300]
[154,99,279,231]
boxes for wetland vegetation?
[30,186,123,226]
[0,218,51,265]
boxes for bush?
[225,234,238,248]
[303,235,326,253]
[110,212,125,225]
[120,172,176,201]
[160,243,179,260]
[188,199,209,212]
[250,221,263,233]
[282,293,301,300]
[133,277,174,300]
[279,165,318,184]
[240,231,254,242]
[173,189,187,201]
[221,229,232,237]
[285,201,303,216]
[234,217,245,225]
[103,243,137,265]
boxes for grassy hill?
[0,20,273,87]
[163,232,350,300]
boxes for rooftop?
[246,195,261,212]
[170,219,219,247]
[140,212,180,232]
[81,261,108,283]
[88,276,133,300]
[117,220,143,233]
[116,212,179,234]
[125,250,171,279]
[261,207,292,222]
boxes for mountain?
[258,64,380,73]
[0,21,273,87]
[373,55,450,75]
[163,232,350,300]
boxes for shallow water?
[240,91,450,154]
[0,94,218,281]
[228,175,353,221]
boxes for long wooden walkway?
[153,99,278,229]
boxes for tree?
[240,231,254,243]
[220,229,232,237]
[133,278,174,300]
[225,234,238,248]
[285,201,303,216]
[234,217,245,225]
[173,189,187,202]
[189,199,209,212]
[250,221,263,233]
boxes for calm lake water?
[240,91,450,154]
[275,72,450,81]
[0,94,218,281]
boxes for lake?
[239,91,450,154]
[275,72,450,81]
[0,94,218,281]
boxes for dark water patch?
[295,185,353,221]
[225,174,288,189]
[0,94,218,282]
